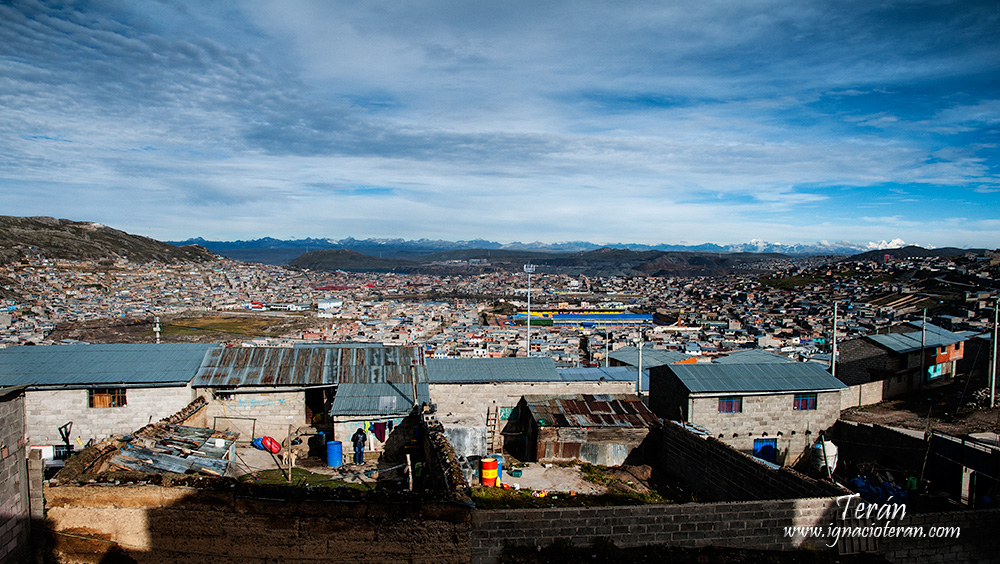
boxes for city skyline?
[1,1,998,248]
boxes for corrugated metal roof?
[558,367,648,391]
[329,382,429,416]
[426,357,558,383]
[192,344,426,388]
[0,343,217,388]
[867,323,965,354]
[609,347,691,368]
[522,394,658,428]
[713,350,795,364]
[665,363,848,394]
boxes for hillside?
[289,249,418,272]
[844,246,984,262]
[288,246,789,277]
[0,216,215,263]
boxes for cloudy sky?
[1,0,998,248]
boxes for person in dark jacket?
[351,427,367,464]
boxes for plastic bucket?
[480,457,498,487]
[326,441,343,468]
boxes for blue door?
[753,438,777,463]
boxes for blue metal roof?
[559,366,648,391]
[867,322,965,354]
[609,346,692,368]
[713,350,795,364]
[192,344,426,387]
[665,363,847,394]
[0,343,217,388]
[426,357,558,383]
[329,382,429,416]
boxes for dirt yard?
[841,379,1000,436]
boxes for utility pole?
[605,331,611,368]
[920,309,927,388]
[991,299,998,409]
[523,264,534,358]
[831,303,837,378]
[637,334,644,396]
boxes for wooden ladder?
[486,406,502,453]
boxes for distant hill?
[289,249,418,272]
[844,246,986,262]
[288,246,789,277]
[0,216,215,263]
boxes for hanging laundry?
[386,420,394,433]
[372,422,387,442]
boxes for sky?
[1,0,998,249]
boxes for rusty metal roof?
[521,394,658,428]
[192,344,427,388]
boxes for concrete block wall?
[24,386,196,445]
[470,497,842,563]
[878,507,998,564]
[840,381,885,410]
[0,391,29,564]
[199,391,305,441]
[430,381,633,425]
[686,391,840,466]
[655,422,846,502]
[42,485,473,564]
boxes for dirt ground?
[841,379,1000,436]
[47,312,317,344]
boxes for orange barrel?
[480,457,498,487]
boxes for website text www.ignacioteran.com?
[784,494,961,548]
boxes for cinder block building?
[836,321,966,401]
[0,343,214,446]
[649,362,846,466]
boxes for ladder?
[486,406,502,453]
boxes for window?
[793,393,817,411]
[718,396,742,413]
[89,388,126,408]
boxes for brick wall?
[42,485,472,564]
[683,391,840,467]
[197,390,305,441]
[430,381,633,425]
[24,386,196,445]
[0,389,29,564]
[470,497,842,563]
[655,422,847,502]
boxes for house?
[648,362,847,466]
[191,344,427,454]
[425,358,639,457]
[0,343,216,446]
[836,321,966,402]
[508,393,658,466]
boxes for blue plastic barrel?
[488,454,504,482]
[326,440,343,468]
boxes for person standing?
[351,427,367,464]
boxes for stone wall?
[0,388,29,564]
[42,485,472,564]
[197,390,306,441]
[655,422,846,502]
[470,497,841,563]
[684,391,841,467]
[429,380,633,425]
[24,386,195,445]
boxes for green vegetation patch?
[240,467,370,489]
[159,315,285,337]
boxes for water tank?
[811,440,838,475]
[327,440,343,468]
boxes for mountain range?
[168,236,926,265]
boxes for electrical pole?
[920,308,926,388]
[637,334,643,396]
[523,264,534,358]
[831,303,837,378]
[991,299,998,409]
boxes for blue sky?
[1,0,998,249]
